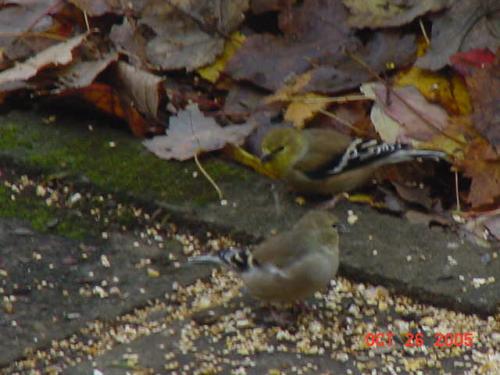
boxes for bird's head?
[260,127,306,177]
[296,210,341,249]
[295,210,339,231]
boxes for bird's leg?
[318,192,348,210]
[257,303,298,326]
[291,300,313,315]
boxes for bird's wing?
[251,229,311,269]
[293,129,353,172]
[189,247,257,272]
[307,138,447,179]
[307,139,408,178]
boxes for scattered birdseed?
[347,210,358,225]
[1,169,498,375]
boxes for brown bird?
[189,210,340,303]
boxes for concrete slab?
[0,218,211,366]
[0,108,498,320]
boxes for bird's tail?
[385,148,449,164]
[188,248,257,272]
[310,139,449,179]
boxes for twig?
[319,108,372,138]
[194,153,224,201]
[0,31,68,41]
[454,170,461,212]
[187,107,224,200]
[318,109,354,129]
[12,0,64,45]
[419,19,430,45]
[83,11,90,32]
[290,94,369,104]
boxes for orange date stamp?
[364,332,475,348]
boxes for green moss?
[0,185,93,239]
[0,112,255,207]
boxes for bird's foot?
[318,193,348,210]
[258,302,311,327]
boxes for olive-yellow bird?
[260,127,447,195]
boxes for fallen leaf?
[460,138,500,207]
[197,32,245,83]
[392,182,433,210]
[114,61,165,119]
[484,214,500,240]
[450,48,497,76]
[0,0,61,62]
[264,72,331,128]
[416,0,500,70]
[110,17,149,68]
[283,93,329,128]
[60,82,151,137]
[140,0,248,71]
[250,0,294,14]
[365,100,401,144]
[0,33,87,93]
[405,210,450,227]
[226,0,355,91]
[223,84,265,122]
[143,103,255,160]
[54,52,119,91]
[361,82,449,144]
[110,0,248,72]
[343,0,453,28]
[265,72,314,103]
[465,51,500,152]
[302,31,416,95]
[395,66,472,115]
[69,0,124,16]
[424,117,469,160]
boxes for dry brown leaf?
[395,66,472,116]
[362,82,449,144]
[143,103,255,160]
[60,82,151,137]
[465,51,500,152]
[302,31,416,95]
[343,0,453,28]
[69,0,124,16]
[460,138,500,207]
[140,0,248,71]
[110,18,149,68]
[416,0,500,70]
[0,0,60,62]
[226,0,355,91]
[0,33,87,92]
[251,0,294,14]
[114,61,165,119]
[54,52,119,92]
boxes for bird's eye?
[273,145,285,154]
[261,145,285,162]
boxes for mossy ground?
[0,110,254,208]
[0,181,94,239]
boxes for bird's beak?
[260,146,284,163]
[260,152,274,163]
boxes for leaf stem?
[194,153,224,201]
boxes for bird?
[189,210,340,303]
[260,127,448,195]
